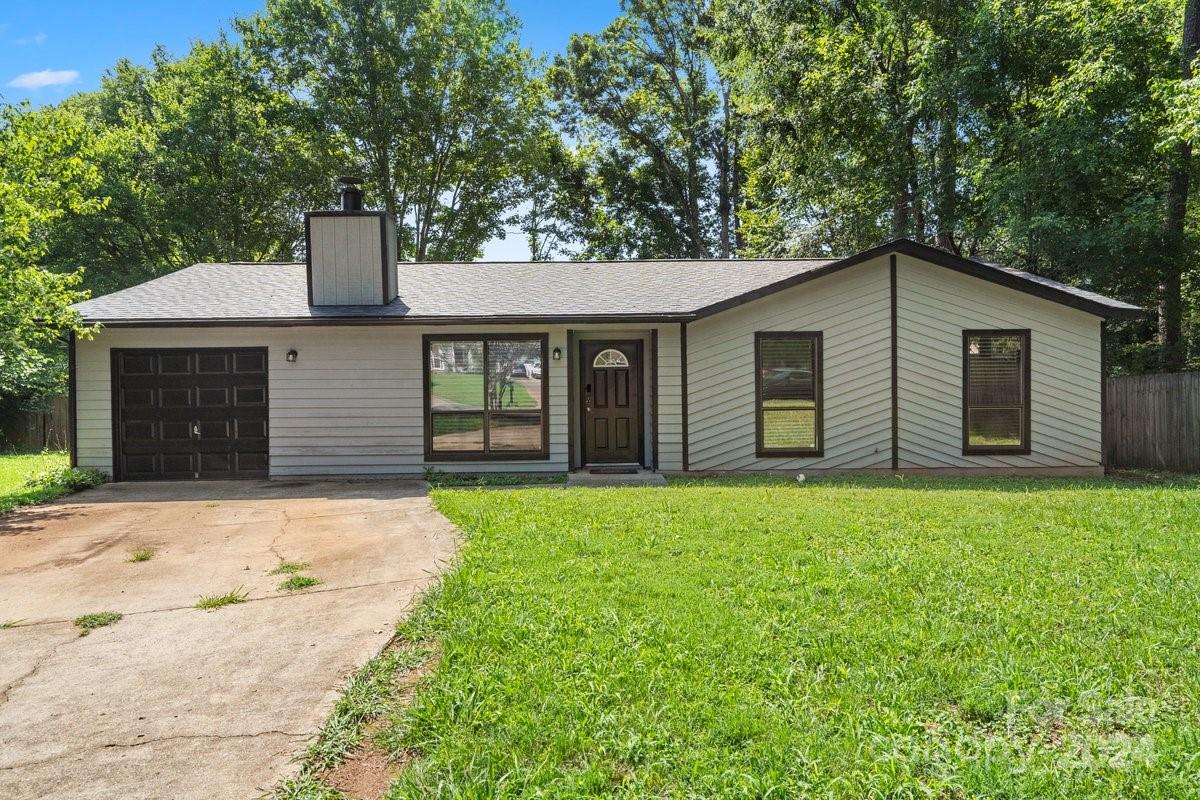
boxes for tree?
[45,38,327,296]
[550,0,738,259]
[1158,0,1200,369]
[713,0,1189,372]
[0,103,101,411]
[240,0,544,261]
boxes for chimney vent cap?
[336,176,365,211]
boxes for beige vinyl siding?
[78,326,568,476]
[685,258,893,471]
[76,322,683,477]
[655,324,684,470]
[895,254,1102,468]
[308,215,384,305]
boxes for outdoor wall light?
[286,349,299,363]
[552,347,562,361]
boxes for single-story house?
[69,182,1142,481]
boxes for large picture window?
[755,332,823,457]
[424,334,548,460]
[962,329,1031,454]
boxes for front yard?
[0,450,69,512]
[304,475,1200,798]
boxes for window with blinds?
[962,330,1030,453]
[755,332,823,456]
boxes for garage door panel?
[114,348,268,481]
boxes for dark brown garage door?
[113,348,269,480]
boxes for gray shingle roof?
[71,239,1143,324]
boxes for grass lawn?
[0,450,70,513]
[329,475,1200,799]
[430,372,537,409]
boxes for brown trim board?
[680,322,689,472]
[85,313,694,328]
[650,328,660,471]
[68,331,77,468]
[1100,321,1109,473]
[890,255,899,471]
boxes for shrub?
[24,464,106,493]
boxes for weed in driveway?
[271,561,310,575]
[279,574,321,592]
[1,619,24,629]
[128,547,155,563]
[195,588,249,610]
[74,611,122,636]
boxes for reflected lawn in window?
[761,401,817,449]
[430,373,538,410]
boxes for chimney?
[304,177,397,307]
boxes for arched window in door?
[592,348,630,368]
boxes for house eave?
[690,239,1145,321]
[82,312,698,328]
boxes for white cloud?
[15,32,47,46]
[6,69,79,90]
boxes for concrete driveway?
[0,480,457,800]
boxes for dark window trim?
[961,329,1032,455]
[754,331,824,458]
[423,333,550,462]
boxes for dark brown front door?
[113,348,269,480]
[581,340,643,465]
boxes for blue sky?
[0,0,620,259]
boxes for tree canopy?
[0,0,1196,401]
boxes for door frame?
[110,347,270,481]
[578,339,645,466]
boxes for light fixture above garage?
[286,349,298,363]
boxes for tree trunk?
[717,83,733,259]
[892,118,916,238]
[1160,0,1199,370]
[935,109,958,251]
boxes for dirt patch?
[322,740,397,800]
[318,643,441,799]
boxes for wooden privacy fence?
[0,395,70,452]
[1105,371,1200,472]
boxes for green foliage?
[194,588,250,610]
[240,0,545,262]
[270,560,310,575]
[0,103,100,409]
[23,464,107,493]
[278,574,321,592]
[0,452,102,514]
[48,38,328,296]
[74,611,123,636]
[712,0,1196,371]
[367,477,1200,797]
[128,547,155,563]
[273,642,431,797]
[550,0,738,259]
